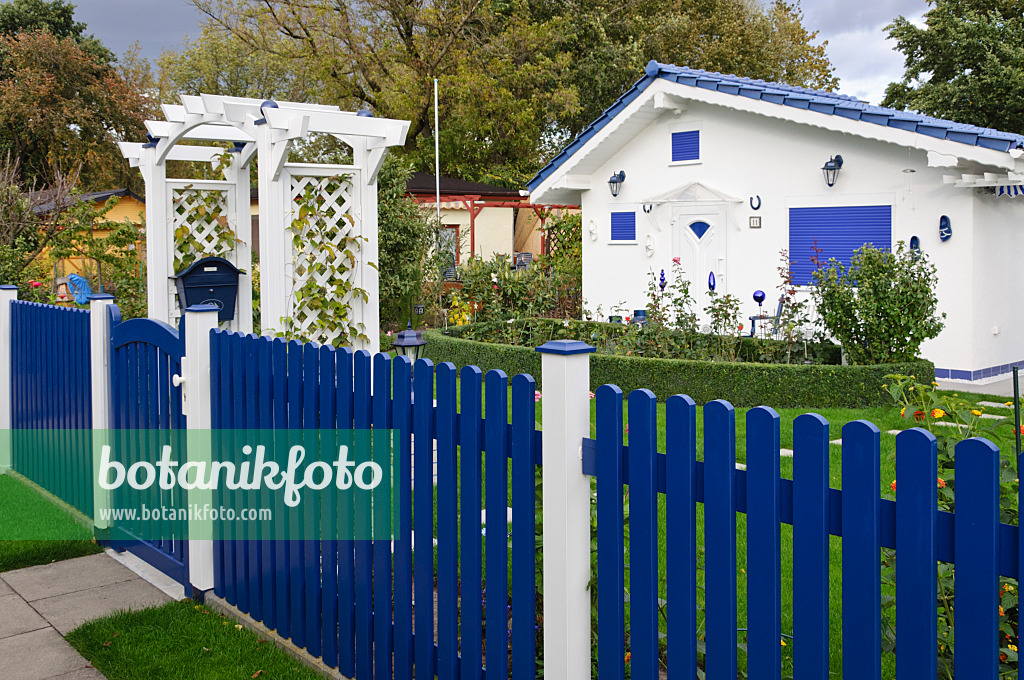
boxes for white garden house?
[120,95,410,351]
[529,61,1024,383]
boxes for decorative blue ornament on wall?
[750,195,761,210]
[939,215,952,242]
[659,269,667,292]
[909,235,921,254]
[708,271,716,291]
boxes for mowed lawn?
[0,473,102,572]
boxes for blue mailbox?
[172,256,243,322]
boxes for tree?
[0,30,151,190]
[0,0,112,63]
[192,0,834,185]
[158,22,313,102]
[0,154,78,284]
[883,0,1024,134]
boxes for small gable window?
[610,211,636,242]
[671,130,700,162]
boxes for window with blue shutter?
[671,130,700,162]
[788,205,892,285]
[610,212,636,241]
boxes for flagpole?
[434,78,441,226]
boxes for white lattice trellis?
[171,186,234,268]
[285,172,361,346]
[164,180,244,328]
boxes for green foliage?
[880,373,1019,675]
[451,317,841,364]
[0,29,151,190]
[883,0,1024,135]
[703,288,742,361]
[423,329,931,407]
[811,241,945,365]
[377,156,436,327]
[47,195,147,318]
[189,0,835,185]
[157,20,312,102]
[0,0,112,64]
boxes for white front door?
[671,205,726,324]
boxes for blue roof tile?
[528,60,1024,192]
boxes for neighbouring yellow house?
[30,188,146,286]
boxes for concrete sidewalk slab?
[33,578,170,635]
[0,627,96,680]
[0,552,176,680]
[2,554,138,602]
[0,593,48,639]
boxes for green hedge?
[422,330,934,408]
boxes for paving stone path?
[0,553,171,680]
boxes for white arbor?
[120,95,409,351]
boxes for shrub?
[422,330,932,407]
[811,241,945,364]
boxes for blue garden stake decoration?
[659,269,667,292]
[708,271,716,292]
[754,289,765,313]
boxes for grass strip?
[67,600,325,680]
[0,473,102,572]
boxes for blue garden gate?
[108,305,189,585]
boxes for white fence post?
[537,339,596,679]
[0,285,17,473]
[88,295,115,532]
[181,304,219,597]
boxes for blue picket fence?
[208,330,542,680]
[9,300,93,515]
[587,387,1013,679]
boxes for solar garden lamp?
[607,170,626,197]
[822,155,844,187]
[391,321,427,363]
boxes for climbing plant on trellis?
[281,173,370,346]
[171,186,237,271]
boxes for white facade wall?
[576,99,1022,377]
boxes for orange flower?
[625,652,631,664]
[891,480,897,492]
[931,408,946,418]
[937,478,946,488]
[914,410,926,421]
[1001,653,1008,663]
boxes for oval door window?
[689,221,711,239]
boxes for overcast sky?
[73,0,930,106]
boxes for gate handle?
[172,374,185,387]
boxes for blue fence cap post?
[0,285,17,290]
[184,304,222,313]
[87,293,115,300]
[535,339,596,355]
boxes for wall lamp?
[822,155,843,187]
[608,170,626,197]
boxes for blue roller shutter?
[671,130,700,162]
[611,211,636,241]
[788,205,891,285]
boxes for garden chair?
[749,296,785,338]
